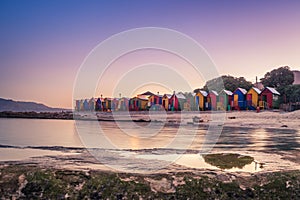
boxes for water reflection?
[136,153,262,173]
[203,153,254,169]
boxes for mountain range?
[0,98,66,112]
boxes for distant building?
[293,70,300,85]
[253,82,264,90]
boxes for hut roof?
[222,89,233,96]
[235,88,247,95]
[252,87,262,94]
[163,94,172,99]
[176,92,186,99]
[209,90,218,96]
[141,91,154,96]
[198,90,208,97]
[265,87,280,95]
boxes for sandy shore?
[199,110,300,130]
[1,110,299,130]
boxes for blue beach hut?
[232,88,247,110]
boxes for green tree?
[198,75,253,93]
[284,85,300,103]
[260,66,294,89]
[261,66,295,104]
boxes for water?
[0,118,82,147]
[0,117,299,173]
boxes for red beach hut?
[260,87,280,109]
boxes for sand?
[199,110,300,130]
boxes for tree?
[284,85,300,103]
[261,66,295,105]
[260,66,294,89]
[198,75,253,93]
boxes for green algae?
[203,153,255,169]
[0,165,299,199]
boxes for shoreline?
[1,110,299,130]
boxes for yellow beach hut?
[162,94,172,111]
[246,87,261,109]
[195,90,208,111]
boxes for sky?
[0,0,300,108]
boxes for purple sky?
[1,0,300,108]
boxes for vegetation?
[1,165,300,199]
[260,66,294,89]
[284,84,300,103]
[261,66,297,105]
[196,75,253,93]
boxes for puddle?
[136,153,263,173]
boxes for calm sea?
[0,117,299,172]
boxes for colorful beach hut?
[104,98,113,111]
[111,98,120,111]
[75,100,81,111]
[169,92,186,111]
[207,90,218,110]
[260,87,280,109]
[232,88,247,110]
[95,98,103,111]
[162,94,172,111]
[218,89,233,111]
[195,90,208,111]
[118,97,129,111]
[129,97,148,111]
[246,87,261,109]
[83,99,89,111]
[148,93,163,106]
[79,100,84,111]
[88,98,95,111]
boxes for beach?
[0,110,299,198]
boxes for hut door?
[234,94,238,107]
[234,94,238,101]
[247,94,252,106]
[262,95,267,102]
[219,96,224,106]
[196,96,199,107]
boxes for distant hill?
[0,98,66,112]
[293,70,300,85]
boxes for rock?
[144,177,175,193]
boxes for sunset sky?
[1,0,300,108]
